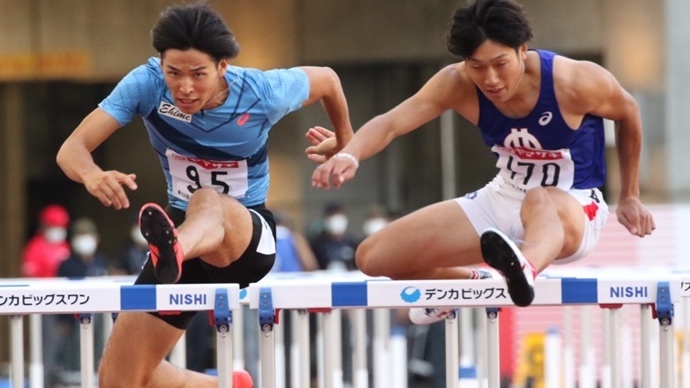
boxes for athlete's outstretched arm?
[568,60,655,237]
[310,65,462,189]
[299,66,353,161]
[56,108,138,209]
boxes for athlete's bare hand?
[305,126,338,163]
[616,197,655,237]
[82,169,138,209]
[311,153,358,189]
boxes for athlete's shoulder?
[228,65,308,104]
[552,55,614,107]
[136,57,165,83]
[229,66,306,86]
[422,62,475,102]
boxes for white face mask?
[44,227,67,244]
[325,214,348,235]
[363,217,388,236]
[130,227,148,246]
[72,235,98,256]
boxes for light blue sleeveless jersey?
[99,57,309,210]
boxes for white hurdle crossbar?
[248,272,681,388]
[0,280,239,388]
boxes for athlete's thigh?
[555,187,609,261]
[363,199,482,269]
[100,312,183,383]
[207,195,255,262]
[545,187,592,258]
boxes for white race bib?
[492,145,575,192]
[166,149,248,201]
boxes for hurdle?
[247,271,680,388]
[0,279,240,388]
[0,270,684,388]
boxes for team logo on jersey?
[158,102,192,123]
[504,128,543,149]
[538,111,553,126]
[237,112,250,126]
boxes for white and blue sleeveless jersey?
[477,50,606,193]
[99,57,309,210]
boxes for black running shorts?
[134,203,276,329]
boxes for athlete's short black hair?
[446,0,533,59]
[151,2,240,62]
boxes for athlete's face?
[465,40,527,103]
[160,49,228,115]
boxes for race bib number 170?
[492,145,575,192]
[166,149,248,201]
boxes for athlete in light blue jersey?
[310,0,655,322]
[57,3,352,387]
[100,57,308,210]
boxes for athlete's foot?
[232,369,253,387]
[139,203,184,284]
[480,228,536,307]
[408,306,457,325]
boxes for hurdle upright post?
[444,310,459,388]
[10,315,24,388]
[640,304,653,388]
[78,313,95,388]
[214,287,234,388]
[656,281,675,388]
[290,309,310,388]
[29,314,43,388]
[259,287,276,388]
[485,308,500,388]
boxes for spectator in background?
[21,204,71,386]
[360,204,390,241]
[111,216,150,276]
[309,202,359,385]
[53,217,109,385]
[22,204,71,278]
[58,217,109,279]
[310,202,358,271]
[273,211,318,273]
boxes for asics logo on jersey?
[237,113,250,126]
[504,128,543,149]
[159,102,192,123]
[538,111,553,126]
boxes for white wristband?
[333,152,360,168]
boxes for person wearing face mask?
[58,217,109,279]
[309,202,359,272]
[308,202,360,385]
[52,217,108,385]
[361,205,391,240]
[20,204,72,385]
[21,204,71,278]
[111,216,151,276]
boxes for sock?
[525,259,538,279]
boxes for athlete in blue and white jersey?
[57,3,352,387]
[310,0,655,320]
[100,57,309,210]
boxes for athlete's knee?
[354,237,383,276]
[523,187,557,210]
[98,360,150,388]
[188,187,223,208]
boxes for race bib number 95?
[492,145,575,192]
[166,149,248,201]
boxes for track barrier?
[0,268,686,387]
